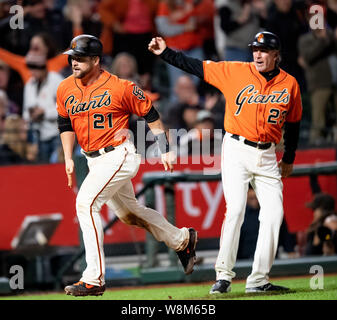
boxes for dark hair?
[32,32,57,59]
[307,193,336,212]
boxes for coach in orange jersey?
[149,31,302,294]
[56,35,197,297]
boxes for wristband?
[154,132,170,154]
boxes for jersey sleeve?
[286,79,302,123]
[203,60,230,92]
[121,82,152,117]
[56,83,68,118]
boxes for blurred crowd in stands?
[0,0,336,166]
[239,188,337,259]
[0,0,336,258]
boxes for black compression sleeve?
[282,121,300,164]
[143,106,160,123]
[160,47,204,79]
[57,115,73,133]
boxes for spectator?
[322,213,337,255]
[0,0,16,52]
[179,109,223,156]
[266,0,307,90]
[0,114,36,165]
[327,0,337,142]
[98,0,158,76]
[0,0,71,55]
[190,0,216,60]
[0,89,8,135]
[63,0,102,39]
[277,219,298,259]
[163,75,203,131]
[111,51,160,99]
[0,32,68,85]
[0,59,22,112]
[0,89,19,131]
[111,52,159,156]
[111,52,140,84]
[22,53,63,163]
[204,91,226,131]
[305,193,337,256]
[218,0,267,62]
[298,26,337,145]
[327,0,337,30]
[237,186,299,260]
[155,0,208,100]
[63,0,109,71]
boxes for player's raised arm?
[148,37,204,79]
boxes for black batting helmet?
[63,34,103,61]
[248,31,281,51]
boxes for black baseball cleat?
[209,280,231,294]
[245,283,290,293]
[64,281,106,296]
[176,228,198,275]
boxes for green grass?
[1,274,336,300]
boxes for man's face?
[71,56,98,79]
[174,75,196,103]
[252,47,278,72]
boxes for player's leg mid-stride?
[64,228,197,297]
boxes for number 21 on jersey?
[93,113,113,129]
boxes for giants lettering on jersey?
[235,85,290,116]
[65,90,112,115]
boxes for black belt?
[231,134,272,150]
[83,145,115,158]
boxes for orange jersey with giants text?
[203,61,302,144]
[56,70,152,151]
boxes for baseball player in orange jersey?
[56,35,197,297]
[149,31,302,294]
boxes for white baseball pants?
[76,140,189,286]
[215,133,284,288]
